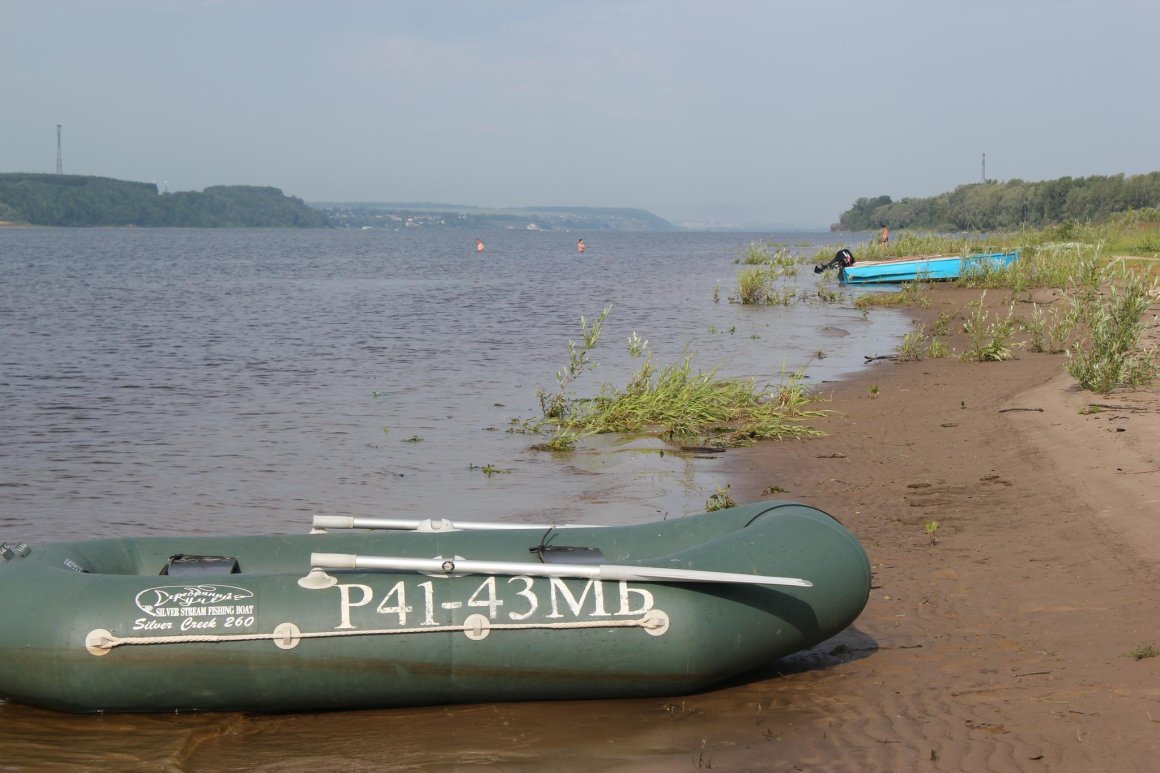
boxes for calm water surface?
[0,227,902,769]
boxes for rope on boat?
[84,608,670,656]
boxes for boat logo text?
[135,584,255,618]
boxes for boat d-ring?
[272,622,302,650]
[85,629,114,656]
[463,613,491,641]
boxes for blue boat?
[839,250,1020,285]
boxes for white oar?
[309,553,812,588]
[312,515,600,533]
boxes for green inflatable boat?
[0,501,870,713]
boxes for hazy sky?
[4,0,1158,227]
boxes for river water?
[0,227,903,770]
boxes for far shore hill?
[0,173,682,231]
[0,173,327,228]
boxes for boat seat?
[160,554,240,576]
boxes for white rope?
[85,610,669,655]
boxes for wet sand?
[4,285,1159,771]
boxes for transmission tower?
[56,124,63,174]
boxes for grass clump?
[927,338,951,359]
[854,281,932,310]
[1065,260,1159,394]
[1022,303,1074,354]
[961,292,1021,362]
[566,355,826,446]
[897,328,929,362]
[733,266,797,305]
[533,310,828,450]
[894,322,952,362]
[731,241,805,305]
[1130,644,1160,661]
[705,485,737,511]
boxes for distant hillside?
[0,173,328,227]
[315,202,679,231]
[835,171,1160,232]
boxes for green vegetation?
[471,463,512,477]
[897,328,929,362]
[845,214,1159,395]
[728,240,846,306]
[1130,644,1160,661]
[1066,259,1159,393]
[0,173,328,227]
[705,486,737,512]
[537,306,611,422]
[1022,304,1073,354]
[961,293,1021,362]
[836,172,1160,231]
[853,281,932,311]
[534,310,827,450]
[563,355,824,444]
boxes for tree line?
[0,173,329,227]
[834,171,1160,232]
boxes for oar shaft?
[309,553,811,588]
[312,515,596,532]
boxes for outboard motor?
[814,248,855,274]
